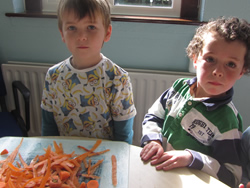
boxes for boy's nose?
[78,31,87,41]
[212,68,223,77]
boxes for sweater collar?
[186,77,234,111]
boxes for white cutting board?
[0,137,130,188]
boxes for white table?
[129,145,229,188]
[22,136,228,188]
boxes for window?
[110,0,181,17]
[42,0,60,12]
[37,0,200,21]
[42,0,182,18]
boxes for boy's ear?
[239,67,247,78]
[192,55,198,69]
[104,25,112,42]
[59,29,65,43]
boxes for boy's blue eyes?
[68,26,76,30]
[205,57,236,68]
[205,57,214,63]
[88,25,96,30]
[227,62,236,68]
[67,25,96,31]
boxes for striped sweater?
[141,77,242,188]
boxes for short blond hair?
[57,0,111,30]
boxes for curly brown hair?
[186,17,250,74]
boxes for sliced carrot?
[0,149,8,155]
[49,175,62,187]
[86,179,99,188]
[111,155,117,186]
[80,181,86,188]
[0,139,110,187]
[59,171,70,181]
[0,182,6,188]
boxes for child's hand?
[140,141,164,161]
[150,150,193,171]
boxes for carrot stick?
[0,138,23,176]
[7,178,15,188]
[21,176,43,188]
[111,155,117,186]
[88,149,110,157]
[81,174,100,179]
[39,158,51,188]
[7,162,23,172]
[60,161,73,173]
[83,158,88,168]
[59,143,64,154]
[75,152,89,161]
[87,159,92,175]
[53,141,63,155]
[77,145,91,152]
[69,158,81,168]
[18,153,28,168]
[90,159,104,174]
[89,140,102,153]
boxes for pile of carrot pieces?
[0,138,116,188]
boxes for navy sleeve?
[41,109,60,136]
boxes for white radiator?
[2,62,194,146]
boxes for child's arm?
[240,127,250,186]
[185,147,241,188]
[41,109,60,136]
[140,89,170,146]
[113,117,134,144]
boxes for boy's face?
[193,32,246,98]
[59,10,112,69]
